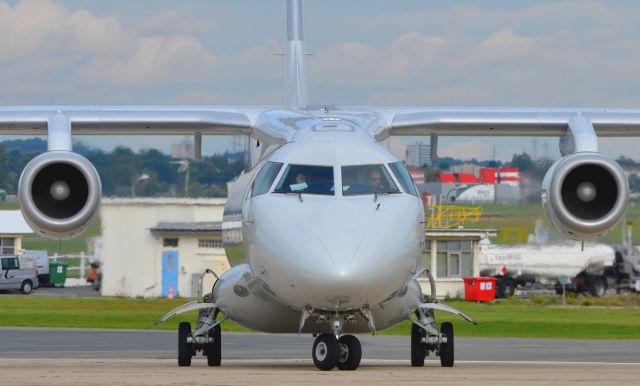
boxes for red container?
[463,277,497,302]
[479,168,497,183]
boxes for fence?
[50,253,95,280]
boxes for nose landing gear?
[309,312,363,371]
[311,333,362,371]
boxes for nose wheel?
[312,333,362,371]
[337,335,362,370]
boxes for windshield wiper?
[374,191,400,202]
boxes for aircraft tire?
[178,322,193,367]
[589,277,606,297]
[411,323,425,367]
[498,276,516,298]
[336,335,361,370]
[312,333,339,371]
[440,322,454,367]
[206,325,222,366]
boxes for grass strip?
[1,296,639,339]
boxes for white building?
[100,198,230,298]
[0,210,33,256]
[419,229,497,298]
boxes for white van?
[0,255,37,294]
[22,250,49,286]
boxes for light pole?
[131,173,150,197]
[171,160,190,197]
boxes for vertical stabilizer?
[284,0,308,109]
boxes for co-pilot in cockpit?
[273,164,334,195]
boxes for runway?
[1,328,639,385]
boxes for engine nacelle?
[542,152,629,240]
[18,152,101,240]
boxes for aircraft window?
[252,162,283,197]
[274,165,334,195]
[389,162,418,197]
[342,164,399,196]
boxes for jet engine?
[542,152,629,240]
[18,152,101,240]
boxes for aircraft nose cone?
[297,229,393,309]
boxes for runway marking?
[3,358,639,367]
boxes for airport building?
[420,229,497,298]
[99,198,229,298]
[0,210,32,256]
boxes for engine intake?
[18,152,101,240]
[542,152,628,240]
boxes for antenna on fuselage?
[284,0,308,109]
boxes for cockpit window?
[342,164,399,196]
[273,165,335,195]
[389,162,418,196]
[252,161,283,197]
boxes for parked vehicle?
[0,255,37,294]
[568,250,640,296]
[479,239,614,298]
[22,250,49,286]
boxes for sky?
[2,0,640,161]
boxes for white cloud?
[4,0,640,158]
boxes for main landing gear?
[154,270,222,367]
[411,307,455,367]
[411,320,454,367]
[177,294,223,367]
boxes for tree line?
[0,139,244,198]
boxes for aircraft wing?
[0,106,261,136]
[366,107,640,141]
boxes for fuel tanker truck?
[478,239,614,298]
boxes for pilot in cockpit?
[367,168,385,192]
[289,170,309,192]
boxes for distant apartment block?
[407,141,431,167]
[171,137,194,160]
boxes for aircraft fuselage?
[221,109,425,321]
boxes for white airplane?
[1,0,636,371]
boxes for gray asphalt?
[1,328,639,363]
